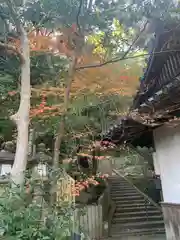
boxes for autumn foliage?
[72,173,109,196]
[7,24,143,119]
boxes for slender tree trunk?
[53,56,77,169]
[11,29,30,185]
[28,128,34,156]
[51,57,77,204]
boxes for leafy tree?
[0,0,178,184]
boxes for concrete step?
[114,210,162,217]
[112,215,163,224]
[111,220,164,231]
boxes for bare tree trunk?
[11,29,30,185]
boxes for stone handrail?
[113,169,162,211]
[98,180,116,237]
[98,182,110,220]
[0,178,9,184]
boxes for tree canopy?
[0,0,179,154]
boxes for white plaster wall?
[152,152,161,175]
[154,124,180,203]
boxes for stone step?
[111,194,141,198]
[110,232,166,239]
[111,186,137,192]
[115,202,154,208]
[112,215,163,224]
[115,205,156,212]
[111,184,132,187]
[111,188,137,191]
[111,191,140,195]
[111,186,136,189]
[111,188,133,191]
[109,176,120,178]
[112,227,165,236]
[111,183,132,186]
[109,178,125,181]
[112,192,142,196]
[111,193,140,198]
[111,184,135,187]
[111,195,143,200]
[111,180,130,182]
[114,210,162,217]
[113,197,145,202]
[111,220,164,231]
[113,200,149,206]
[109,176,165,239]
[111,182,130,185]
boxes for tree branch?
[75,48,180,71]
[0,42,24,63]
[76,20,149,70]
[121,20,149,60]
[76,0,83,35]
[29,10,53,35]
[6,0,24,35]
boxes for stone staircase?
[108,175,165,239]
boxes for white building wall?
[154,123,180,203]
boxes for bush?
[0,184,74,240]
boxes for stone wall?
[98,156,147,177]
[98,158,113,175]
[74,182,111,239]
[162,202,180,240]
[75,204,103,239]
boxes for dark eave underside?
[102,78,180,147]
[102,24,180,148]
[131,75,180,125]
